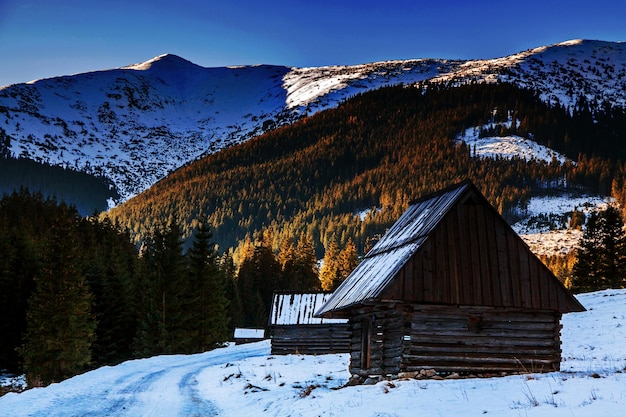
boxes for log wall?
[348,304,563,378]
[270,324,351,355]
[349,306,406,377]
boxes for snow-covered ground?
[514,194,610,257]
[456,125,568,164]
[1,289,625,417]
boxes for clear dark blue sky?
[1,0,625,86]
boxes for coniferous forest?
[0,153,119,215]
[0,191,232,384]
[107,83,626,257]
[3,82,626,386]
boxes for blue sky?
[1,0,625,87]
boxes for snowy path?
[0,343,269,417]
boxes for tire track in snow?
[0,342,270,417]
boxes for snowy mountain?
[1,289,625,416]
[1,39,625,203]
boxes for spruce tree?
[572,205,626,292]
[338,237,359,282]
[278,237,298,289]
[134,220,187,356]
[236,254,265,327]
[220,250,243,331]
[319,239,341,291]
[184,223,229,352]
[293,233,321,291]
[235,230,281,327]
[83,218,138,366]
[252,230,282,321]
[0,215,17,370]
[21,214,96,385]
[598,205,626,288]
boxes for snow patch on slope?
[457,125,568,164]
[455,118,609,257]
[515,194,610,256]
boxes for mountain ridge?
[1,39,625,205]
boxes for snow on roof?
[269,293,348,325]
[233,328,265,339]
[317,181,471,316]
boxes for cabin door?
[360,316,372,370]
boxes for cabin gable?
[381,197,583,312]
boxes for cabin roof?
[269,292,348,326]
[316,180,585,317]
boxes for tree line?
[0,128,118,216]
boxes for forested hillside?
[0,155,118,215]
[105,83,626,258]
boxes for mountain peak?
[124,54,201,71]
[2,39,626,204]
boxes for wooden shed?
[233,328,265,344]
[316,180,585,379]
[269,292,350,355]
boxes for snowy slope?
[1,40,625,202]
[454,116,610,256]
[432,39,626,108]
[1,289,625,416]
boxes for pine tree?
[319,239,341,291]
[571,205,626,292]
[134,220,187,356]
[21,215,96,385]
[338,237,359,282]
[184,223,229,352]
[220,250,243,331]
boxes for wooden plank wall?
[348,305,562,377]
[270,324,351,355]
[384,202,580,312]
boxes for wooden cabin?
[316,180,585,379]
[269,292,350,355]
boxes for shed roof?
[316,180,585,317]
[269,292,348,325]
[233,328,265,339]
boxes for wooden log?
[407,345,558,356]
[405,334,559,348]
[402,354,558,365]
